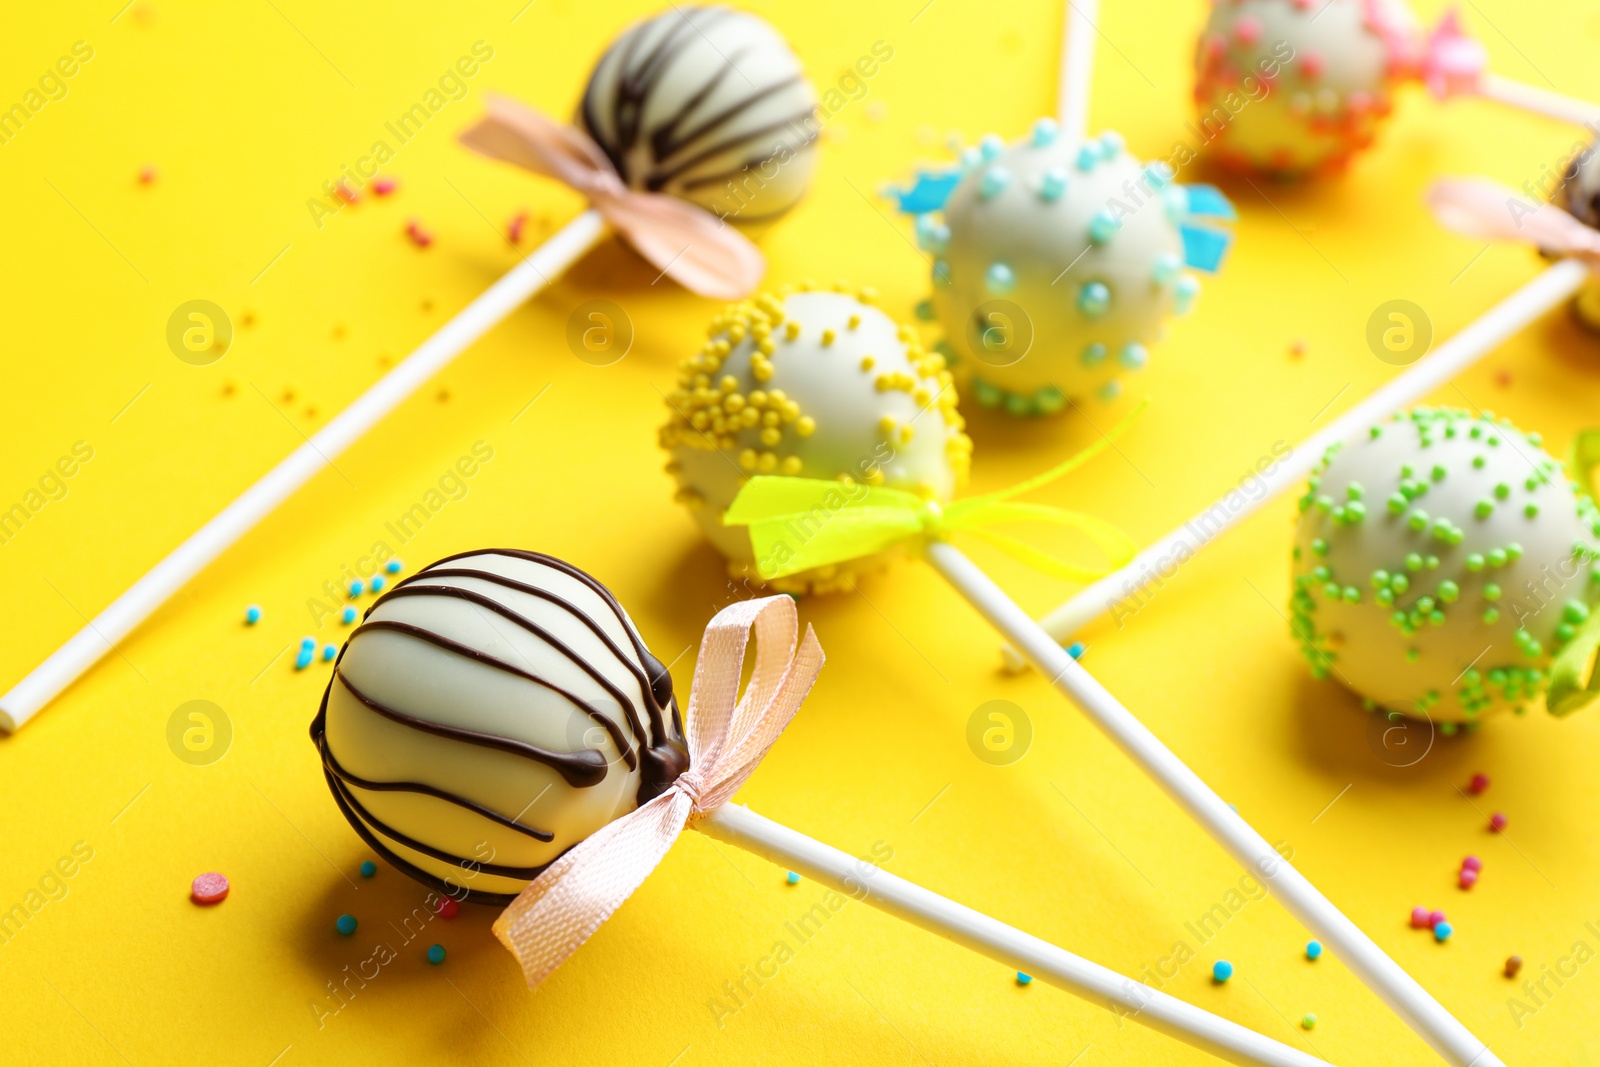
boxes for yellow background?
[3,0,1599,1063]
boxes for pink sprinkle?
[1428,909,1447,929]
[405,220,433,248]
[334,179,360,205]
[1459,869,1478,890]
[1490,812,1508,832]
[1462,855,1482,872]
[1410,906,1431,928]
[507,210,530,245]
[191,872,230,905]
[1291,0,1315,8]
[138,165,158,184]
[1300,50,1325,79]
[1468,773,1490,795]
[1289,339,1306,358]
[1233,15,1263,45]
[437,897,459,920]
[373,177,397,196]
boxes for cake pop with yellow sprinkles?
[662,284,972,593]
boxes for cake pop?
[310,552,1332,1067]
[660,284,972,591]
[897,125,1234,415]
[0,4,822,733]
[1290,408,1600,723]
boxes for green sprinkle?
[1312,538,1328,556]
[1405,553,1423,572]
[1524,503,1539,519]
[1426,555,1440,570]
[1342,586,1361,604]
[1386,493,1408,514]
[1370,570,1390,589]
[1507,542,1524,560]
[1472,455,1486,468]
[1408,510,1429,532]
[1564,601,1590,624]
[1484,584,1502,601]
[1431,464,1447,482]
[1475,500,1494,519]
[1438,581,1460,603]
[1487,548,1507,568]
[1346,483,1364,500]
[1346,500,1366,521]
[1406,648,1421,662]
[1466,553,1485,572]
[1494,483,1511,500]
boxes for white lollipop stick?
[1058,0,1100,143]
[1477,73,1600,128]
[922,541,1504,1067]
[700,803,1330,1067]
[999,256,1590,668]
[0,210,608,733]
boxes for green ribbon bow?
[1546,429,1600,715]
[723,404,1142,582]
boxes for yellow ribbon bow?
[724,403,1143,582]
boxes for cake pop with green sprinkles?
[892,120,1234,416]
[1290,408,1600,724]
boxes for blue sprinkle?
[1066,641,1085,659]
[984,263,1015,295]
[1097,379,1123,402]
[1088,209,1121,245]
[1152,252,1183,285]
[1080,342,1107,366]
[932,259,952,288]
[340,606,357,625]
[1434,922,1453,942]
[348,579,363,598]
[914,215,950,253]
[426,943,446,964]
[1016,972,1033,985]
[300,636,316,650]
[1306,940,1323,960]
[1078,281,1110,317]
[359,861,377,878]
[369,576,386,594]
[322,644,337,662]
[1164,185,1190,224]
[294,649,314,671]
[1098,131,1125,156]
[1075,143,1100,171]
[385,559,403,575]
[244,605,262,625]
[1031,118,1059,146]
[914,299,935,321]
[1038,168,1067,202]
[979,134,1005,161]
[978,166,1010,200]
[1119,343,1148,370]
[958,146,982,171]
[785,871,801,885]
[1174,275,1201,315]
[1212,960,1234,982]
[336,914,358,936]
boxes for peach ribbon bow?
[493,594,824,988]
[459,94,766,300]
[1427,177,1600,270]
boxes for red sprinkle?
[1428,909,1447,929]
[1410,906,1431,928]
[1490,812,1508,832]
[1289,338,1306,358]
[507,211,530,245]
[405,220,434,248]
[191,872,230,905]
[1458,869,1479,890]
[437,897,459,920]
[1462,855,1482,872]
[373,177,397,196]
[1493,370,1512,388]
[138,165,158,184]
[1467,773,1490,795]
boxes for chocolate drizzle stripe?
[648,44,753,158]
[654,75,805,164]
[388,568,661,743]
[334,660,613,787]
[316,733,555,842]
[651,106,818,190]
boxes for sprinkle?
[348,580,364,597]
[1305,940,1323,960]
[1038,168,1067,201]
[341,606,358,625]
[1428,909,1447,929]
[1066,641,1085,659]
[301,636,316,651]
[1119,343,1148,370]
[336,914,358,936]
[359,861,377,878]
[1032,118,1059,146]
[294,648,313,671]
[1459,868,1478,889]
[1410,906,1431,928]
[385,559,403,575]
[245,605,262,625]
[978,167,1011,200]
[1289,339,1306,358]
[404,219,433,247]
[985,263,1016,295]
[1078,281,1111,317]
[190,872,230,905]
[1505,955,1523,978]
[437,898,460,920]
[138,164,158,184]
[786,871,801,885]
[370,576,387,594]
[1088,209,1121,244]
[1212,960,1234,982]
[979,134,1005,161]
[321,644,337,662]
[1075,143,1100,171]
[1016,972,1033,985]
[1489,812,1507,832]
[1233,14,1263,45]
[1301,1014,1317,1030]
[1462,855,1482,872]
[372,177,397,196]
[507,210,529,244]
[1468,773,1490,794]
[1434,921,1453,942]
[427,944,446,964]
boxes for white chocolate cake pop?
[311,550,687,904]
[661,285,972,592]
[905,122,1232,416]
[1291,409,1600,725]
[1195,0,1418,175]
[580,5,820,223]
[1554,136,1600,330]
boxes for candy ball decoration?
[311,550,687,903]
[580,5,820,223]
[1195,0,1417,175]
[910,123,1231,416]
[1290,409,1600,723]
[662,285,972,592]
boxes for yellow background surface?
[3,0,1600,1064]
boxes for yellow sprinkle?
[821,329,836,347]
[760,427,781,447]
[762,411,781,427]
[724,394,745,413]
[858,287,878,305]
[780,456,803,475]
[719,375,738,393]
[898,424,915,445]
[738,449,758,470]
[749,391,768,408]
[795,416,816,437]
[751,361,774,382]
[878,415,898,436]
[785,321,800,341]
[860,355,876,372]
[757,451,778,472]
[848,314,862,330]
